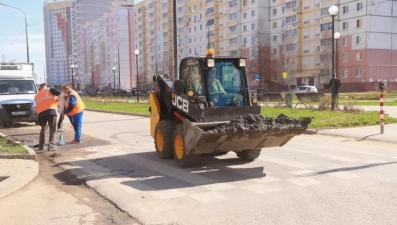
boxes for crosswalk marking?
[190,192,228,203]
[241,184,278,194]
[258,155,314,169]
[288,177,321,187]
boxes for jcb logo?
[172,94,189,113]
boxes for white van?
[0,63,38,125]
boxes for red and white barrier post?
[380,93,384,134]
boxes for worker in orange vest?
[34,83,62,150]
[61,84,86,144]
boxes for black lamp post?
[134,49,140,103]
[328,5,339,110]
[70,64,77,89]
[112,66,116,90]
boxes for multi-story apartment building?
[69,0,114,88]
[270,0,397,92]
[79,6,134,89]
[134,0,270,90]
[43,0,72,86]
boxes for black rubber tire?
[236,149,261,162]
[172,125,197,167]
[154,120,174,159]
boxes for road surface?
[2,111,397,225]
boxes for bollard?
[380,93,384,134]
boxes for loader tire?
[154,121,174,159]
[173,125,197,167]
[236,149,261,162]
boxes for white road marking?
[190,192,229,203]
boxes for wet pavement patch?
[0,176,9,182]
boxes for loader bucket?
[183,114,311,155]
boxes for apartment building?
[43,0,72,86]
[270,0,397,92]
[78,6,134,89]
[133,0,270,89]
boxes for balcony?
[228,44,238,50]
[227,32,238,38]
[228,19,238,26]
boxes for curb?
[85,109,149,118]
[0,132,37,160]
[315,131,397,144]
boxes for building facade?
[43,0,72,86]
[269,0,397,92]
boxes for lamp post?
[70,64,77,89]
[334,32,341,77]
[0,2,29,63]
[112,66,116,89]
[134,49,140,103]
[328,5,339,111]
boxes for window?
[320,53,332,62]
[357,2,363,11]
[285,29,297,38]
[273,35,277,41]
[273,48,278,54]
[320,7,328,16]
[251,10,256,17]
[243,25,248,31]
[356,35,362,44]
[229,25,237,33]
[286,0,297,10]
[243,0,247,5]
[285,43,297,51]
[343,5,349,14]
[243,12,247,19]
[286,15,297,24]
[342,54,347,62]
[229,38,238,45]
[251,23,256,30]
[355,68,362,77]
[273,62,278,68]
[273,22,277,28]
[273,73,278,81]
[320,38,332,46]
[229,12,237,20]
[229,0,237,8]
[343,69,348,78]
[343,38,348,46]
[343,22,348,30]
[356,19,362,28]
[321,22,332,31]
[356,52,362,61]
[273,8,277,15]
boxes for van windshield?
[0,80,37,95]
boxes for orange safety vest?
[65,89,86,116]
[34,88,59,115]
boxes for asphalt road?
[2,111,397,225]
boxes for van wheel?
[236,149,261,162]
[173,125,197,167]
[154,121,173,159]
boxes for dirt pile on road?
[207,114,311,135]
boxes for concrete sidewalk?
[0,159,39,199]
[316,123,397,144]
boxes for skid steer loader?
[149,49,311,167]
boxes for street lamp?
[70,64,77,89]
[134,49,140,103]
[112,66,116,89]
[0,2,29,62]
[328,5,339,111]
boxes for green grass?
[0,137,28,154]
[84,99,150,114]
[84,98,397,129]
[260,107,397,129]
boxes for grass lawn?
[84,99,397,129]
[0,137,28,154]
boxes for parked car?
[293,86,318,94]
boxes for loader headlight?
[239,59,246,67]
[251,97,258,105]
[207,59,215,67]
[187,90,194,97]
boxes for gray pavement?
[0,106,397,223]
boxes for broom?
[58,113,65,145]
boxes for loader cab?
[179,57,249,108]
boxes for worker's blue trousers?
[68,111,83,142]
